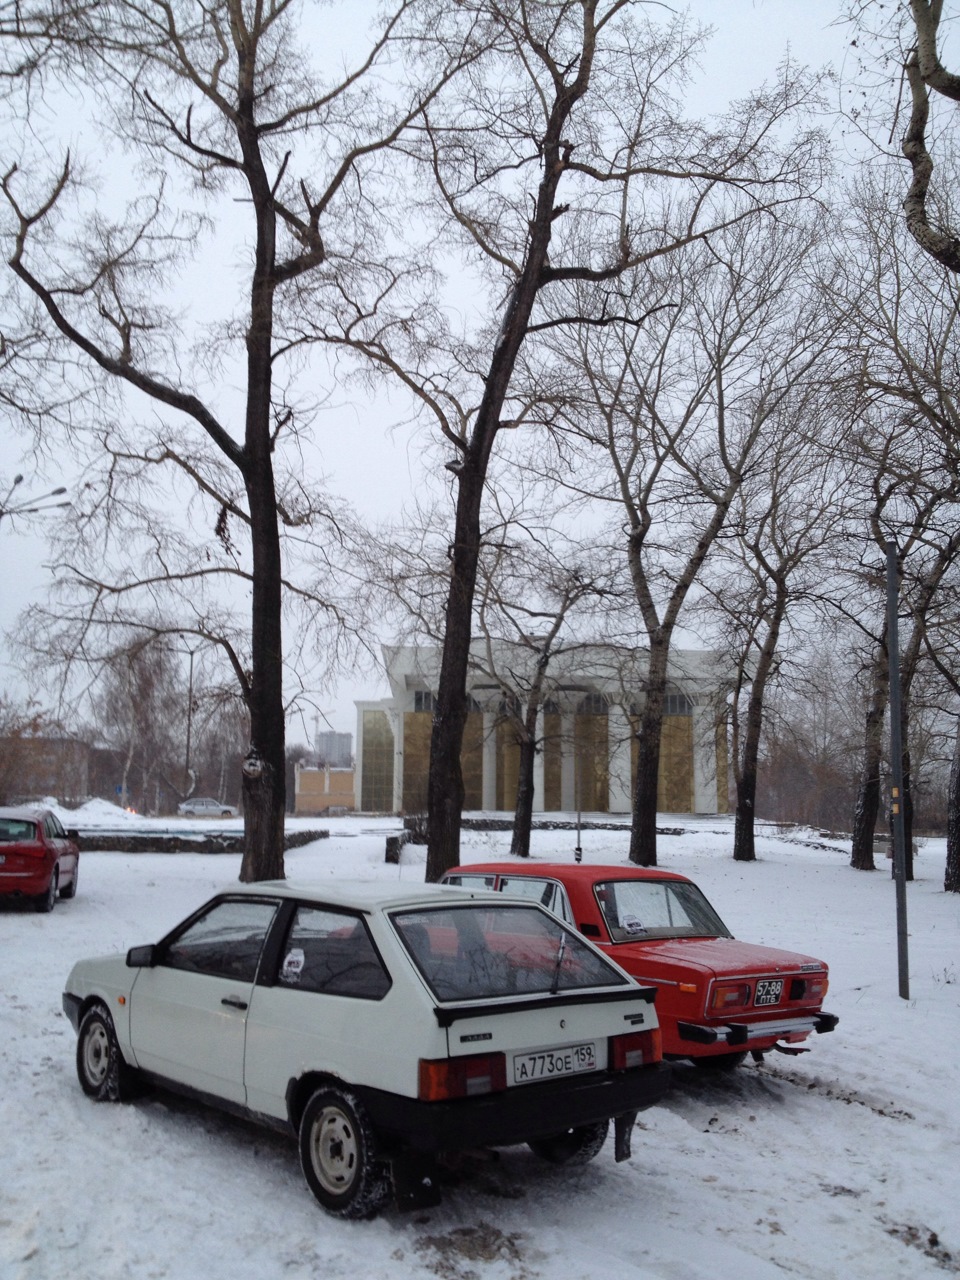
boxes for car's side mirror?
[65,829,80,840]
[126,944,157,968]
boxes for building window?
[665,693,693,717]
[577,692,608,715]
[413,690,435,713]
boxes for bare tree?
[1,0,468,878]
[827,169,960,872]
[328,2,826,876]
[544,214,830,865]
[700,406,848,862]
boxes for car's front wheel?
[76,1003,138,1101]
[60,865,78,900]
[528,1119,610,1165]
[298,1087,391,1218]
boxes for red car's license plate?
[754,979,783,1006]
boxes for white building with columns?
[355,643,731,816]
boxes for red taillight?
[418,1053,507,1101]
[711,982,751,1012]
[610,1027,662,1069]
[790,975,828,1002]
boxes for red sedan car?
[442,862,837,1070]
[0,807,80,912]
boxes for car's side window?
[443,874,496,889]
[162,900,279,981]
[278,907,391,999]
[497,877,573,924]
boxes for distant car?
[177,797,239,817]
[442,863,838,1071]
[0,806,80,912]
[63,880,670,1217]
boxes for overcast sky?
[0,0,858,741]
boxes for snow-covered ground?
[2,804,958,1280]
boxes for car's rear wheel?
[528,1119,609,1165]
[298,1087,391,1218]
[33,867,58,913]
[60,865,78,900]
[77,1002,138,1101]
[693,1051,748,1072]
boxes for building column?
[387,707,404,814]
[692,699,718,813]
[607,703,633,813]
[560,712,576,811]
[482,711,498,811]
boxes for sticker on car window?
[621,914,647,935]
[281,948,305,983]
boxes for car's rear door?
[128,897,280,1103]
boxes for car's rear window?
[595,879,731,942]
[392,903,630,1002]
[0,819,37,842]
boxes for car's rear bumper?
[356,1061,672,1155]
[0,867,51,896]
[675,1010,839,1049]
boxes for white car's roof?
[228,878,500,912]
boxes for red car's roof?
[450,862,693,885]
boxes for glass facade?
[360,710,394,812]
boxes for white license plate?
[513,1042,597,1084]
[754,979,783,1007]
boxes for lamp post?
[0,474,70,525]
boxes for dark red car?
[442,862,838,1070]
[0,807,80,912]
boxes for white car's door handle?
[221,996,248,1011]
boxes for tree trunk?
[734,591,787,863]
[851,648,888,872]
[510,704,541,858]
[425,53,595,881]
[946,717,960,893]
[236,80,286,883]
[629,637,668,866]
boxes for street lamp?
[0,474,71,525]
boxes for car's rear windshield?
[0,819,37,842]
[392,903,630,1002]
[595,879,732,942]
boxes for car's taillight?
[710,982,752,1012]
[609,1027,662,1068]
[789,976,828,1001]
[19,839,47,858]
[418,1053,507,1101]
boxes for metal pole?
[885,541,910,1001]
[185,647,195,783]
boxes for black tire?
[60,865,78,900]
[693,1051,748,1073]
[33,867,58,913]
[76,1002,138,1101]
[298,1087,391,1218]
[528,1119,609,1166]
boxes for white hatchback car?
[63,880,670,1217]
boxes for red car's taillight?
[790,975,828,1002]
[609,1027,662,1068]
[710,982,752,1012]
[418,1053,507,1101]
